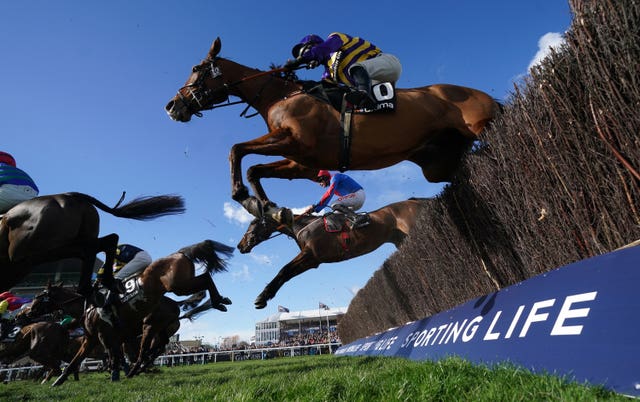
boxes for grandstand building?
[254,306,347,346]
[9,258,102,297]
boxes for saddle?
[300,80,397,114]
[301,80,397,172]
[322,211,370,232]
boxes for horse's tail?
[178,240,234,274]
[175,290,207,311]
[67,192,185,221]
[178,299,213,321]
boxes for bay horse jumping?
[165,37,499,219]
[0,192,185,296]
[53,240,234,386]
[237,197,426,309]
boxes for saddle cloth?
[301,80,396,113]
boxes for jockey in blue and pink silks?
[304,170,367,226]
[0,151,39,214]
[284,32,402,109]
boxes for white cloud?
[251,253,273,265]
[528,32,565,70]
[231,264,252,281]
[223,202,254,225]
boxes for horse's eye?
[192,65,200,73]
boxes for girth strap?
[339,95,353,172]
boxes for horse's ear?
[209,37,222,58]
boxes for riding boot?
[332,205,369,229]
[345,65,376,109]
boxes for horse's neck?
[222,59,299,114]
[290,215,317,237]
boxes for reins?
[183,63,304,118]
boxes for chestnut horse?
[53,240,233,386]
[237,198,426,308]
[0,192,185,296]
[165,37,499,218]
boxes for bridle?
[31,289,83,316]
[175,57,298,118]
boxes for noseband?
[176,58,233,117]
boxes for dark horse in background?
[26,284,211,383]
[53,240,234,386]
[0,321,79,384]
[237,198,426,309]
[0,192,185,296]
[165,37,500,220]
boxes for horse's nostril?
[165,100,175,112]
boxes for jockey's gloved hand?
[284,58,304,70]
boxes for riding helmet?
[0,151,16,167]
[291,34,323,58]
[317,170,332,181]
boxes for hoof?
[254,299,267,309]
[213,304,228,312]
[220,297,232,305]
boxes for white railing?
[154,342,341,366]
[0,342,342,382]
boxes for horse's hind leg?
[255,251,319,309]
[85,233,119,295]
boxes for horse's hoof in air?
[212,303,228,312]
[220,296,232,305]
[254,300,266,309]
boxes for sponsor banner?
[336,245,640,396]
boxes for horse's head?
[165,37,230,122]
[28,283,76,318]
[237,216,278,254]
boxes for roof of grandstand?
[258,307,348,323]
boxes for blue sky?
[1,1,571,343]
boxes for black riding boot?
[345,65,376,109]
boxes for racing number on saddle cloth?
[369,82,396,111]
[119,277,142,304]
[3,326,21,342]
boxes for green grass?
[0,355,626,401]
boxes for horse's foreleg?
[255,251,319,309]
[128,322,154,378]
[52,336,94,387]
[246,159,319,206]
[229,128,292,203]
